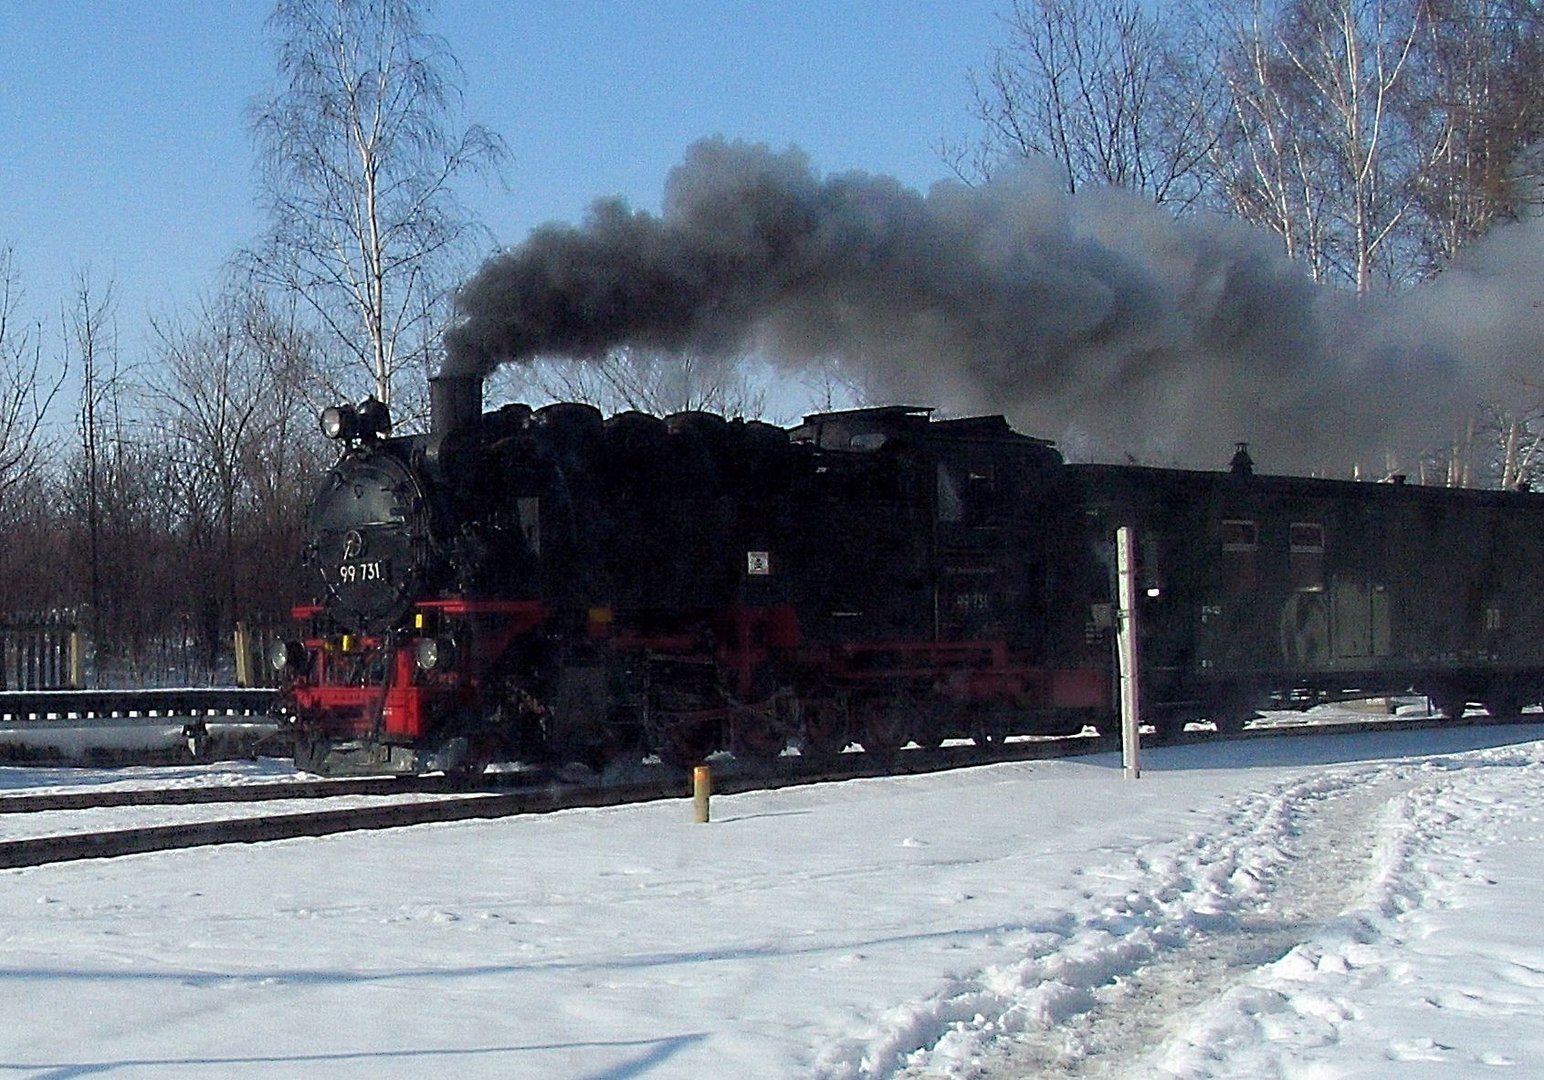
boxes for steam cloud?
[448,137,1541,473]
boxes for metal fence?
[0,617,282,691]
[0,621,83,691]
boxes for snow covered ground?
[0,716,1540,1078]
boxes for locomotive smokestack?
[430,373,483,436]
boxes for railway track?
[0,708,1536,871]
[0,773,482,813]
[0,780,668,871]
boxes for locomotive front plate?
[310,450,433,632]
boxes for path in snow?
[967,775,1398,1077]
[860,738,1544,1079]
[1152,743,1544,1077]
[821,763,1407,1080]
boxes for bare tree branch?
[0,247,62,498]
[963,0,1218,207]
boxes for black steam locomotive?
[274,374,1544,776]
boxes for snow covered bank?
[0,722,1538,1078]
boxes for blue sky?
[0,1,1002,366]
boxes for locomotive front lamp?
[415,636,456,672]
[320,404,357,441]
[270,639,306,673]
[354,397,391,439]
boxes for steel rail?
[0,774,479,814]
[0,781,666,870]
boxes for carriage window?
[1221,519,1258,552]
[1221,519,1258,592]
[1289,523,1324,554]
[1289,521,1324,591]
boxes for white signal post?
[1115,526,1142,780]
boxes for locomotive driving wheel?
[961,703,1006,747]
[856,692,921,761]
[655,714,720,768]
[1209,704,1255,735]
[1188,687,1253,737]
[730,702,788,764]
[798,696,849,761]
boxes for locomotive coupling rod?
[693,765,712,824]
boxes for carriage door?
[1332,582,1391,659]
[1325,516,1391,660]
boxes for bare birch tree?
[247,0,505,409]
[1203,0,1435,292]
[961,0,1217,206]
[1288,0,1431,292]
[1404,0,1544,267]
[1205,1,1338,280]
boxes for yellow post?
[693,764,712,823]
[233,622,251,688]
[67,631,84,690]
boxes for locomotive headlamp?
[354,397,391,439]
[320,405,356,441]
[414,636,456,672]
[269,639,307,673]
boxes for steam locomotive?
[273,374,1544,776]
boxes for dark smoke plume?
[449,137,1536,473]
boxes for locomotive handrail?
[0,687,276,723]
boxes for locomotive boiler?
[274,373,1544,776]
